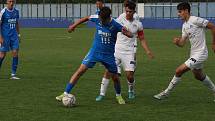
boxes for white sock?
[116,93,121,97]
[117,65,121,74]
[202,75,215,93]
[164,75,181,94]
[128,80,135,92]
[100,78,110,96]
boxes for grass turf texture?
[0,28,215,121]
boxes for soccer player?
[96,1,154,101]
[95,0,104,14]
[56,7,133,104]
[154,2,215,101]
[0,0,21,79]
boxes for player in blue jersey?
[0,0,21,80]
[56,7,133,104]
[95,0,104,15]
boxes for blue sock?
[114,82,121,95]
[65,83,74,93]
[0,57,5,68]
[12,57,18,75]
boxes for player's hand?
[122,27,133,38]
[68,25,75,33]
[0,36,3,47]
[173,37,180,45]
[146,51,154,59]
[18,34,21,43]
[212,43,215,53]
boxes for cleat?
[153,91,169,100]
[56,93,66,101]
[96,95,104,102]
[128,92,135,99]
[10,76,20,80]
[116,95,125,104]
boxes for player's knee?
[111,74,119,81]
[175,69,182,77]
[126,74,134,82]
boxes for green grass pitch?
[0,28,215,121]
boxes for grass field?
[0,28,215,121]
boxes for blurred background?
[0,0,215,28]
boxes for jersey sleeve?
[116,14,123,25]
[137,21,143,31]
[89,14,99,22]
[193,17,209,27]
[113,19,123,32]
[0,9,5,21]
[182,24,188,39]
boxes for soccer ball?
[62,94,76,107]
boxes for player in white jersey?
[116,12,139,75]
[154,2,215,101]
[96,1,154,101]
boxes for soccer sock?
[114,81,121,96]
[202,75,215,93]
[11,57,18,75]
[64,83,74,94]
[117,65,121,75]
[164,75,181,94]
[100,78,110,96]
[128,80,135,92]
[0,57,5,68]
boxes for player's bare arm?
[68,16,90,33]
[206,22,215,53]
[138,30,154,59]
[173,36,187,47]
[16,21,21,42]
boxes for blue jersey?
[89,15,123,55]
[0,7,19,36]
[95,9,100,15]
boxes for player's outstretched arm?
[173,36,187,47]
[206,22,215,53]
[138,31,154,59]
[68,16,90,33]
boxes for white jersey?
[182,16,209,60]
[115,13,143,54]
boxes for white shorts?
[184,55,207,70]
[114,52,136,72]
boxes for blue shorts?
[0,34,19,52]
[82,51,117,74]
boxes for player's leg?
[102,56,125,104]
[125,71,135,99]
[0,52,6,69]
[121,53,136,99]
[10,36,20,79]
[111,73,125,104]
[56,64,89,101]
[0,36,9,71]
[192,69,215,101]
[154,63,190,100]
[96,70,111,101]
[10,49,20,79]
